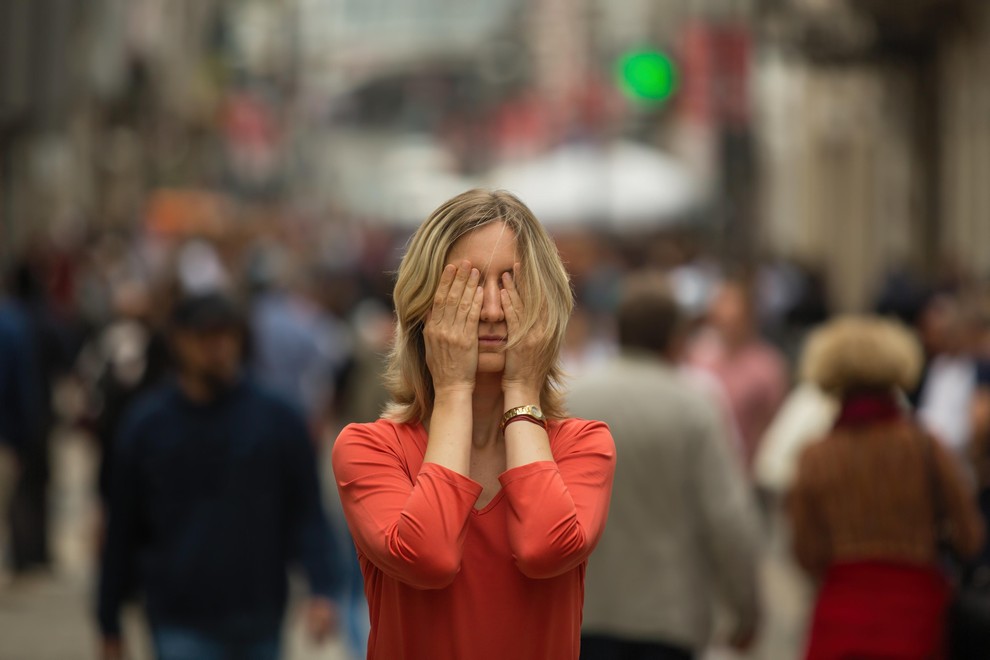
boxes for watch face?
[529,405,545,420]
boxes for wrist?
[434,383,475,400]
[502,385,542,410]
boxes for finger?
[444,260,472,322]
[432,264,456,322]
[500,280,519,333]
[465,284,483,331]
[501,267,523,324]
[454,268,480,324]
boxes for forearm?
[97,526,129,636]
[297,514,340,598]
[355,464,482,588]
[499,421,615,578]
[333,424,483,589]
[423,388,474,476]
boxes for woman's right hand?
[424,260,483,394]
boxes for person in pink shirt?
[332,189,615,660]
[688,280,789,473]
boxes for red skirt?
[805,561,949,660]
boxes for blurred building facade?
[3,0,990,312]
[0,0,227,262]
[756,0,990,310]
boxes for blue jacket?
[97,377,341,637]
[0,300,40,453]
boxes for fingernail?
[471,268,479,278]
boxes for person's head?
[617,271,684,359]
[707,279,757,347]
[168,292,245,395]
[385,189,573,422]
[917,294,967,356]
[801,315,922,399]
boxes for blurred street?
[0,430,348,660]
[2,0,990,658]
[0,428,807,660]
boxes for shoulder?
[0,304,30,344]
[115,383,177,445]
[242,380,305,419]
[126,382,175,421]
[751,341,789,375]
[568,355,682,403]
[549,417,615,458]
[977,359,990,387]
[792,433,835,487]
[333,418,421,463]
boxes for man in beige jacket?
[570,272,761,660]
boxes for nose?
[479,276,504,323]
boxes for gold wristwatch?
[500,404,547,432]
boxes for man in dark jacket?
[97,292,340,660]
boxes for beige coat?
[569,352,761,650]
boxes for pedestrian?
[331,189,616,660]
[789,316,984,659]
[688,279,789,474]
[97,291,340,660]
[911,295,981,466]
[87,279,170,508]
[0,281,42,581]
[6,258,71,574]
[570,272,761,660]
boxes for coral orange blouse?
[332,418,615,660]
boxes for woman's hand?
[424,260,483,394]
[500,263,545,397]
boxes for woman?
[332,189,616,659]
[789,316,985,659]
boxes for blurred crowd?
[1,217,990,658]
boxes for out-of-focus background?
[1,0,990,658]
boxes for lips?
[478,335,507,347]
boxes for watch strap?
[500,405,547,432]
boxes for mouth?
[478,335,507,348]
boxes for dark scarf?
[833,390,905,429]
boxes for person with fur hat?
[788,316,984,659]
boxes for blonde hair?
[800,315,923,397]
[384,189,574,423]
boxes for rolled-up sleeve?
[331,423,483,590]
[498,420,616,579]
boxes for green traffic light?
[617,50,677,103]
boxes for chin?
[476,353,505,374]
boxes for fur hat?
[800,315,923,397]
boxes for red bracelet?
[501,414,546,432]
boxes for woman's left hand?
[500,263,545,395]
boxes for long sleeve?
[693,408,761,630]
[497,419,615,579]
[283,411,341,599]
[932,438,985,559]
[0,311,40,452]
[331,422,483,589]
[788,447,831,577]
[96,420,142,637]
